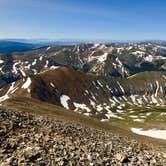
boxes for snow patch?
[105,106,124,119]
[50,66,60,70]
[0,60,4,64]
[32,59,37,66]
[94,43,100,48]
[22,77,31,92]
[44,60,49,68]
[101,119,109,122]
[160,112,166,116]
[145,55,153,62]
[13,62,20,74]
[20,68,26,77]
[46,46,51,51]
[73,102,91,112]
[130,95,138,105]
[88,52,108,63]
[96,104,103,111]
[39,56,43,61]
[98,53,108,62]
[129,115,138,118]
[96,80,103,87]
[90,99,95,107]
[60,95,70,110]
[83,112,91,116]
[117,82,125,94]
[155,81,159,97]
[131,128,166,140]
[151,95,158,104]
[133,119,144,122]
[50,82,55,88]
[0,82,18,102]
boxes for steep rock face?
[104,53,129,77]
[1,67,166,120]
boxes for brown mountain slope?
[0,66,166,122]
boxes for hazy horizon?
[1,38,166,43]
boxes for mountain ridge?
[1,66,166,121]
[0,42,166,89]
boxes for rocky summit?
[0,109,166,166]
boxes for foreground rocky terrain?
[0,109,166,166]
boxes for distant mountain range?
[1,39,166,54]
[0,39,88,54]
[0,40,39,54]
[0,42,166,84]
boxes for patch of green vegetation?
[108,105,166,130]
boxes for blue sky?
[0,0,166,40]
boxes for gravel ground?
[0,109,166,166]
